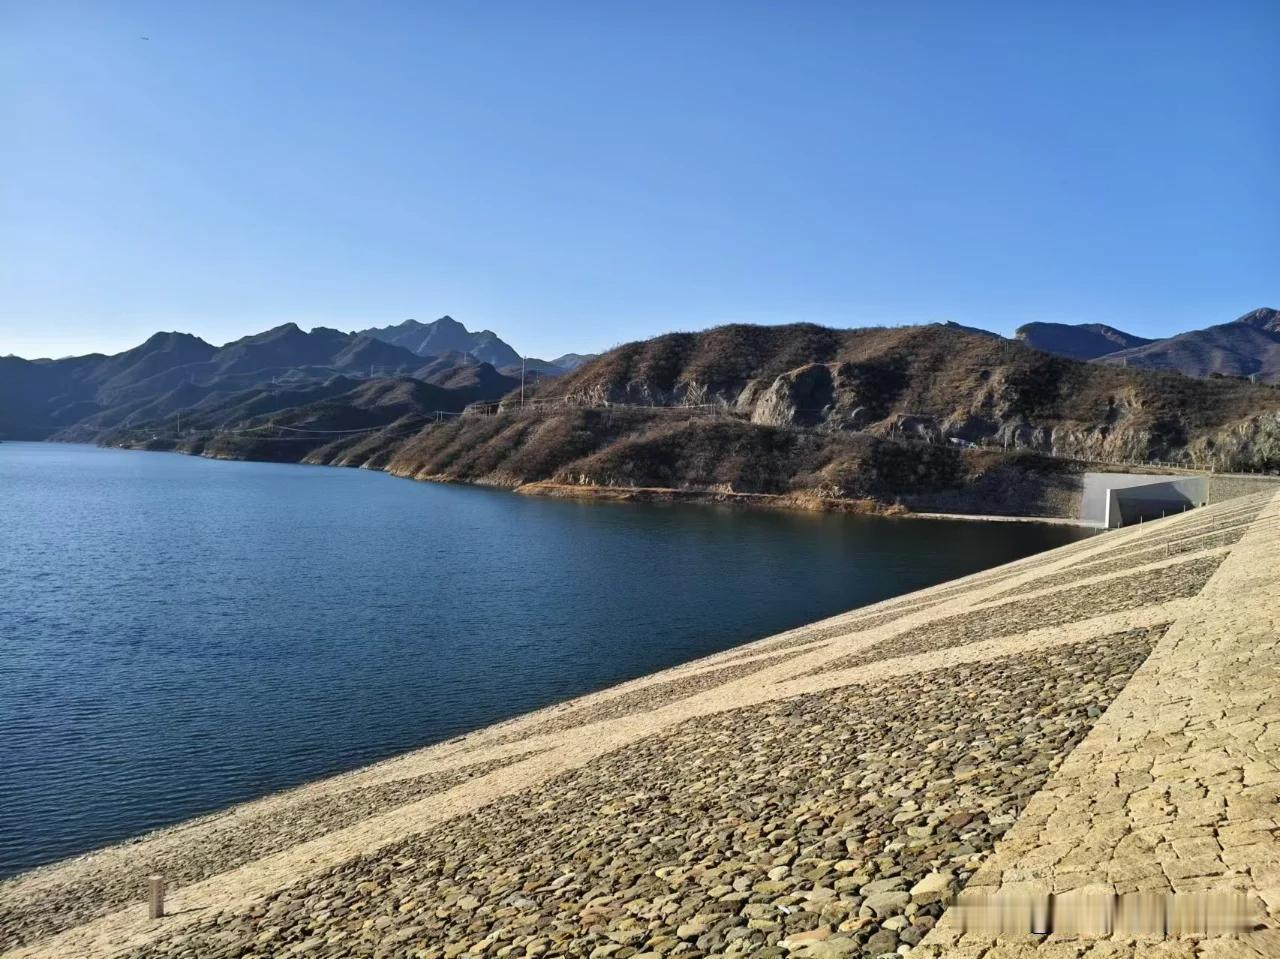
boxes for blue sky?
[2,1,1277,360]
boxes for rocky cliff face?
[1185,410,1280,469]
[528,323,1280,471]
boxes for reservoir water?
[0,441,1091,877]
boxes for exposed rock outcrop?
[529,323,1280,470]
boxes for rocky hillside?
[520,322,1280,469]
[4,322,525,440]
[98,376,489,463]
[104,385,1083,515]
[107,321,1276,520]
[231,405,1077,518]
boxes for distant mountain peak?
[358,315,521,368]
[227,322,305,345]
[1235,308,1279,332]
[1016,309,1280,379]
[1,318,541,440]
[1015,321,1152,361]
[549,352,598,371]
[354,316,591,375]
[1082,307,1280,384]
[139,330,212,350]
[142,330,186,341]
[940,320,1002,340]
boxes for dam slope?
[3,489,1278,958]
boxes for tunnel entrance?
[1081,473,1209,528]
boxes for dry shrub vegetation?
[110,323,1280,512]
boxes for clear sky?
[2,1,1277,360]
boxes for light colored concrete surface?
[918,490,1280,958]
[905,512,1100,527]
[1082,473,1208,528]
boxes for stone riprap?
[3,490,1277,959]
[1043,526,1248,586]
[481,650,803,747]
[0,754,539,949]
[124,629,1164,959]
[810,554,1225,676]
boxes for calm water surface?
[0,442,1091,876]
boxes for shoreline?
[0,509,1130,888]
[71,438,1096,528]
[4,490,1274,958]
[0,441,1098,883]
[512,479,1102,526]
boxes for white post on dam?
[149,875,166,919]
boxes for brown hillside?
[525,323,1280,467]
[104,322,1280,515]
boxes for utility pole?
[521,356,526,408]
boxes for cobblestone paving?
[918,490,1280,958]
[730,533,1114,666]
[1123,507,1268,552]
[871,572,1025,612]
[862,538,1109,616]
[811,555,1223,676]
[121,630,1162,959]
[835,605,941,632]
[775,613,927,644]
[723,604,955,665]
[732,570,1051,665]
[723,635,834,662]
[7,491,1275,959]
[486,651,802,744]
[747,600,956,652]
[1074,525,1246,570]
[1111,519,1252,555]
[0,755,533,952]
[984,533,1239,603]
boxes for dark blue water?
[0,442,1090,876]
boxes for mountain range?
[1016,308,1280,383]
[358,316,596,377]
[7,307,1280,506]
[97,321,1280,520]
[0,317,594,441]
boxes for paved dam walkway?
[3,490,1278,959]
